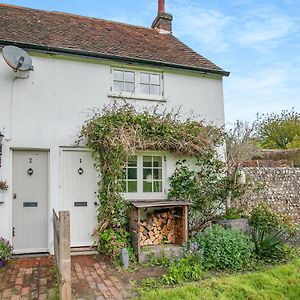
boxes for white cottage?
[0,1,229,254]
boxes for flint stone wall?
[240,168,300,224]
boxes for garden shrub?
[249,204,299,262]
[0,237,13,261]
[93,223,132,261]
[195,225,254,270]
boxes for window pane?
[113,81,123,92]
[143,169,152,180]
[140,84,150,94]
[143,181,152,192]
[128,156,137,167]
[150,85,160,95]
[113,70,124,81]
[125,82,135,93]
[128,168,137,180]
[125,71,135,82]
[143,156,152,167]
[140,73,150,84]
[153,169,162,180]
[153,181,162,192]
[128,181,137,193]
[150,74,160,85]
[153,157,162,167]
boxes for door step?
[71,246,97,256]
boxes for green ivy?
[80,102,222,232]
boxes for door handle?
[94,202,99,206]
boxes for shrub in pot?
[0,238,13,267]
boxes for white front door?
[12,150,49,253]
[61,150,98,247]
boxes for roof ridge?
[0,3,158,33]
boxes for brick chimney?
[152,0,173,34]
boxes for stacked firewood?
[139,210,180,246]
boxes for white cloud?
[171,2,233,53]
[237,14,298,47]
[224,65,300,123]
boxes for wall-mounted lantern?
[0,131,4,167]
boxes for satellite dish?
[2,46,33,72]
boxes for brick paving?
[0,255,135,300]
[72,255,134,300]
[0,256,58,300]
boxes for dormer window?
[111,68,164,100]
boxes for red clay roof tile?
[0,4,229,76]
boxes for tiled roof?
[0,4,229,76]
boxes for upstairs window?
[111,69,163,98]
[113,70,135,93]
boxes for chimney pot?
[158,0,165,14]
[152,0,173,34]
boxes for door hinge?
[12,227,15,237]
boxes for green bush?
[195,225,254,270]
[249,204,298,262]
[249,204,282,233]
[93,224,132,261]
[0,238,13,261]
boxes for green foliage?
[168,149,229,231]
[93,224,132,261]
[249,204,298,262]
[251,229,285,261]
[81,102,222,232]
[222,207,247,220]
[256,109,300,149]
[138,260,300,300]
[249,204,282,233]
[162,254,204,285]
[287,135,300,149]
[195,225,255,270]
[0,238,13,261]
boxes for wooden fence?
[53,210,72,300]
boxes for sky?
[2,0,300,124]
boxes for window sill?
[108,93,166,103]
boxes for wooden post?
[182,205,188,244]
[59,211,72,300]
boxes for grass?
[138,260,300,300]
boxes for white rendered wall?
[0,51,225,251]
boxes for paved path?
[0,255,134,300]
[0,256,57,300]
[72,255,133,300]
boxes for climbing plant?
[80,102,222,232]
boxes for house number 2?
[29,158,32,163]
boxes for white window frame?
[122,153,167,200]
[110,68,164,101]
